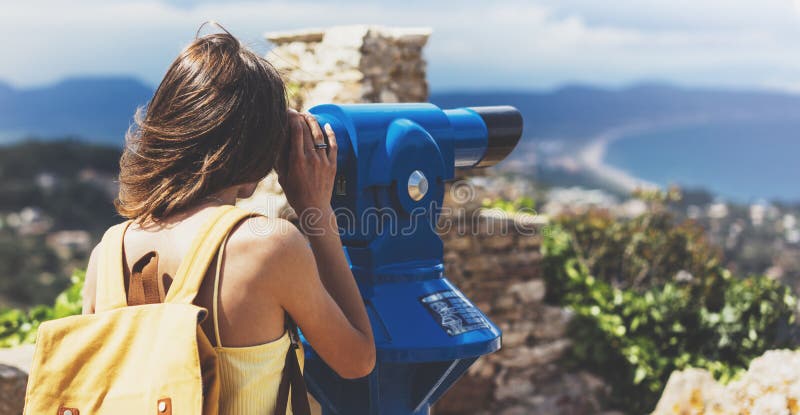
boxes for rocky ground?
[653,350,800,415]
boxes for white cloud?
[2,0,800,91]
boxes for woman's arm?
[274,111,375,378]
[262,221,375,379]
[303,206,372,344]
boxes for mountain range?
[4,76,800,200]
[5,77,800,146]
[0,77,153,144]
[432,83,800,140]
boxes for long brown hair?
[116,28,288,222]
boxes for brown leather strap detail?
[274,318,311,415]
[157,398,172,415]
[127,251,162,306]
[57,407,79,415]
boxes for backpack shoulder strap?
[95,220,134,312]
[127,251,162,306]
[164,205,259,304]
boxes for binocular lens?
[468,106,524,167]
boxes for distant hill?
[0,77,153,145]
[431,83,800,141]
[431,84,800,201]
[4,76,800,149]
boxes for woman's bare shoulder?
[228,216,305,251]
[224,216,314,282]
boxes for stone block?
[0,364,26,415]
[509,279,546,303]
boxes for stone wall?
[265,25,430,110]
[433,187,614,415]
[0,365,26,415]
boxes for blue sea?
[604,119,800,203]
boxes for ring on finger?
[313,143,329,150]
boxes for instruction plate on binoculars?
[420,290,491,336]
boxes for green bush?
[481,196,535,213]
[0,269,84,347]
[541,204,797,414]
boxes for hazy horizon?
[5,74,800,97]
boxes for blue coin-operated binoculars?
[306,103,523,415]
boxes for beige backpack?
[23,206,309,415]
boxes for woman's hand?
[277,110,338,216]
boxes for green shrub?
[0,269,84,347]
[542,205,797,414]
[481,196,535,213]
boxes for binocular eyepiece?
[421,105,523,169]
[465,106,524,167]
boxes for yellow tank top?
[209,213,305,415]
[214,334,304,415]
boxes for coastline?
[577,124,658,193]
[575,116,713,195]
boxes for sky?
[4,0,800,92]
